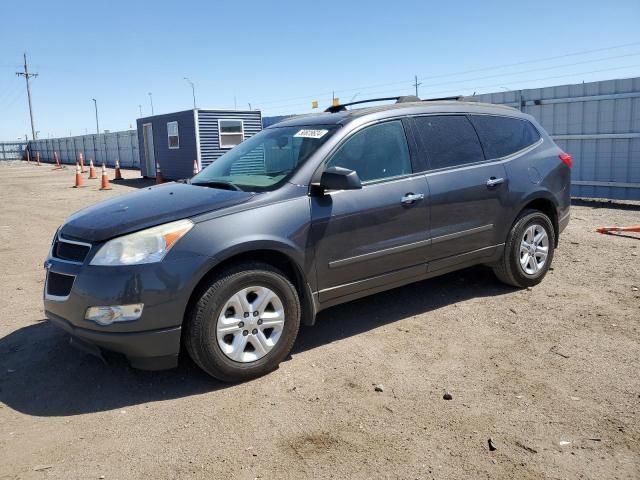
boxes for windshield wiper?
[191,180,243,191]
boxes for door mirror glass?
[319,166,362,191]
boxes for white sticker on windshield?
[294,129,329,139]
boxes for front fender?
[181,194,316,292]
[211,236,306,268]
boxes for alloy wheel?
[519,223,549,275]
[216,286,285,363]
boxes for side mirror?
[319,166,362,191]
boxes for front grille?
[46,271,75,298]
[53,238,91,263]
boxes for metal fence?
[27,130,140,168]
[5,77,639,199]
[0,142,28,160]
[475,77,640,200]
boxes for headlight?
[90,219,193,266]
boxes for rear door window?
[412,115,485,170]
[468,115,541,159]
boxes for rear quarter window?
[412,115,485,170]
[469,115,541,159]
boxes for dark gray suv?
[44,97,571,382]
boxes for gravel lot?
[0,160,638,479]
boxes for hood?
[60,182,254,242]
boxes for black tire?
[185,262,301,382]
[492,209,555,288]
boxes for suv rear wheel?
[493,209,555,288]
[185,262,301,382]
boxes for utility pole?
[92,98,100,134]
[248,102,252,110]
[331,90,341,107]
[16,53,38,140]
[148,92,154,115]
[413,74,422,98]
[183,77,196,108]
[138,104,143,117]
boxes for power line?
[15,53,38,140]
[0,88,26,112]
[0,78,23,106]
[375,64,640,104]
[417,64,640,100]
[416,41,640,83]
[251,41,640,109]
[262,53,640,114]
[417,51,640,91]
[266,63,640,115]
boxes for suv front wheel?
[493,209,555,288]
[185,262,301,382]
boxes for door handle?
[401,193,425,204]
[486,177,505,188]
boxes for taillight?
[559,152,573,168]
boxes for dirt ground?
[0,160,638,480]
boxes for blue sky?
[1,0,639,139]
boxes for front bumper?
[43,251,211,370]
[46,311,182,369]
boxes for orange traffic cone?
[155,163,164,184]
[73,162,85,188]
[114,159,123,180]
[100,163,112,190]
[596,225,640,234]
[88,159,98,179]
[52,151,62,170]
[36,151,41,166]
[79,153,86,173]
[192,160,199,176]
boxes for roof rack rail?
[324,94,478,113]
[324,95,420,113]
[422,95,478,102]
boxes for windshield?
[191,124,339,191]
